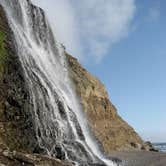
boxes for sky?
[32,0,166,143]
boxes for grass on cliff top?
[0,31,7,73]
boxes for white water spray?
[0,0,116,165]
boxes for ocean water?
[153,143,166,152]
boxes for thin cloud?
[32,0,82,58]
[32,0,136,62]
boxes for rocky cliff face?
[0,5,72,166]
[66,54,147,153]
[0,5,38,152]
[0,148,72,166]
[0,2,152,165]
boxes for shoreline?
[110,151,166,166]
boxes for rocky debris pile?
[0,148,72,166]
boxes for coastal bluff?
[0,2,153,165]
[66,53,151,153]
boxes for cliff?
[0,4,38,152]
[0,5,72,166]
[66,54,149,153]
[0,1,153,165]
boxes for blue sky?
[32,0,166,142]
[85,0,166,142]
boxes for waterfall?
[0,0,116,165]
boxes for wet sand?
[110,151,166,166]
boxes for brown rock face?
[0,5,75,166]
[0,2,153,165]
[66,53,145,153]
[0,5,38,153]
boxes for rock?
[130,142,142,149]
[0,148,72,166]
[66,53,145,153]
[145,141,153,148]
[110,157,123,166]
[0,1,154,166]
[141,141,158,151]
[0,4,37,153]
[51,145,66,160]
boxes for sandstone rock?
[0,2,153,166]
[66,53,145,153]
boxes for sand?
[110,151,166,166]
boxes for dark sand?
[110,151,166,166]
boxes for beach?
[110,151,166,166]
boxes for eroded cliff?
[0,5,38,152]
[0,5,72,166]
[0,1,152,165]
[66,53,147,153]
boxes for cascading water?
[0,0,117,165]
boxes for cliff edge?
[66,53,149,153]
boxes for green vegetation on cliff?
[0,31,7,73]
[0,31,6,57]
